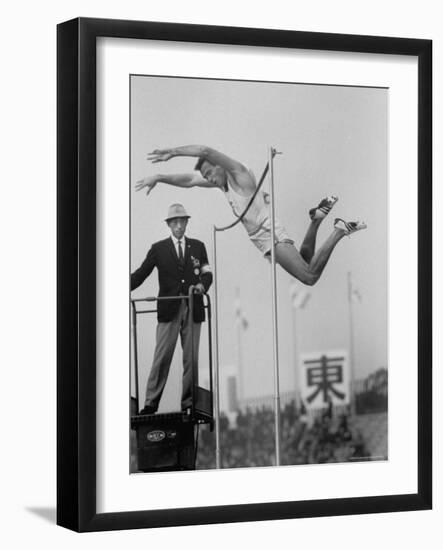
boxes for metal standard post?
[131,302,140,413]
[205,295,214,419]
[212,226,222,469]
[211,156,281,469]
[188,286,195,419]
[268,146,281,466]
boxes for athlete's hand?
[147,149,175,164]
[135,175,157,195]
[193,283,205,295]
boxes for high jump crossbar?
[211,147,282,469]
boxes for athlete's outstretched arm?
[148,145,247,177]
[135,172,216,195]
[147,145,255,193]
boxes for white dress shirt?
[170,235,186,260]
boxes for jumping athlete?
[135,145,366,286]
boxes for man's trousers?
[144,299,201,411]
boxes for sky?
[130,75,388,413]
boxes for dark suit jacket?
[131,236,213,322]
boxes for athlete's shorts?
[248,216,294,257]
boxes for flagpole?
[291,289,299,409]
[269,146,281,466]
[347,271,356,417]
[235,288,245,404]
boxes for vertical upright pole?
[347,271,356,416]
[205,295,214,415]
[268,146,281,466]
[212,226,222,469]
[131,302,140,413]
[188,286,195,418]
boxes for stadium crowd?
[196,400,371,469]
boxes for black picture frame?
[57,17,432,532]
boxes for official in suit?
[131,203,213,415]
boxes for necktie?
[178,240,184,265]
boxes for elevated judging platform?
[131,291,214,472]
[130,408,211,427]
[131,412,198,472]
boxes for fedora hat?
[165,203,191,221]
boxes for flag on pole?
[290,282,311,309]
[347,271,360,417]
[351,287,362,303]
[347,271,362,303]
[234,289,249,330]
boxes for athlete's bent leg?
[300,196,339,262]
[275,228,345,285]
[300,219,322,263]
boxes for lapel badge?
[190,255,201,276]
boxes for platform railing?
[130,286,213,423]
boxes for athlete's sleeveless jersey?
[222,170,268,235]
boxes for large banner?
[299,351,350,410]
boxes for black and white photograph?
[129,74,388,473]
[1,0,440,541]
